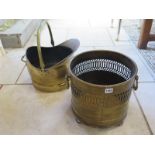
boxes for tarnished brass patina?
[69,50,138,127]
[22,21,79,92]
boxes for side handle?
[21,55,26,63]
[58,75,71,89]
[133,75,138,90]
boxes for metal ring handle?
[133,75,138,90]
[57,75,70,89]
[37,20,55,71]
[21,55,26,63]
[66,75,70,89]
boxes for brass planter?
[22,21,80,92]
[69,50,138,127]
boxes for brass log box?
[68,50,138,127]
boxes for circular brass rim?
[69,50,138,88]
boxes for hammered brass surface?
[69,50,138,127]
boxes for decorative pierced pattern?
[71,85,82,98]
[71,85,107,107]
[72,59,131,80]
[114,88,132,103]
[71,84,130,107]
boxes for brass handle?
[133,75,138,90]
[66,75,70,89]
[58,75,70,89]
[37,20,55,71]
[21,55,26,63]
